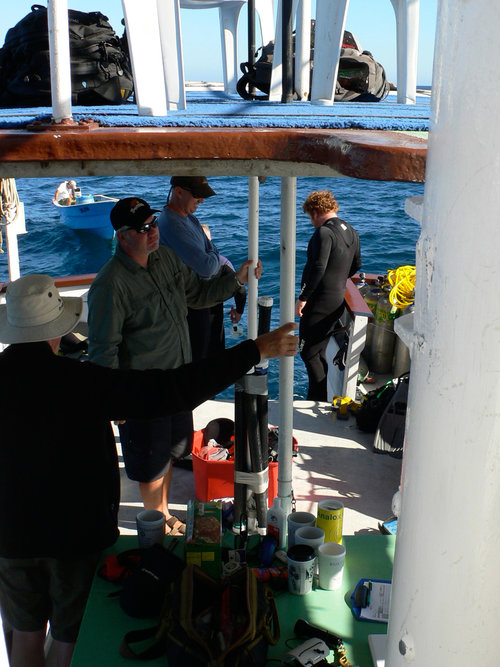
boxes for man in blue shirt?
[158,176,252,360]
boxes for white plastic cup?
[294,525,325,554]
[287,544,316,596]
[136,510,165,548]
[287,511,316,547]
[318,542,346,590]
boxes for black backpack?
[237,27,390,103]
[0,4,134,107]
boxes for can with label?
[316,499,344,544]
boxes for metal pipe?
[278,176,296,516]
[47,0,72,122]
[247,0,256,98]
[232,382,248,532]
[281,0,294,102]
[247,176,259,341]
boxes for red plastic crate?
[192,429,295,505]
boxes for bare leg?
[10,628,45,667]
[138,465,183,533]
[138,477,165,514]
[53,639,74,667]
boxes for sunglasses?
[180,186,203,199]
[119,216,159,234]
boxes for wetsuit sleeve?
[96,339,261,420]
[348,231,362,277]
[234,285,246,314]
[299,226,335,301]
[219,262,246,313]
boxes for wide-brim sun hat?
[0,274,83,344]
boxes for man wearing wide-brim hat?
[0,273,296,667]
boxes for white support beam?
[47,0,72,122]
[277,176,296,516]
[247,176,259,340]
[386,0,500,663]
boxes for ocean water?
[1,175,423,398]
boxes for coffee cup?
[287,544,316,595]
[294,525,325,554]
[287,511,316,547]
[136,509,165,548]
[316,499,344,544]
[318,542,346,590]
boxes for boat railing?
[336,276,374,400]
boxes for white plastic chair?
[122,0,275,116]
[180,1,275,94]
[270,0,420,105]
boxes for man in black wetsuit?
[295,190,361,401]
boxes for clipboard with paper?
[350,578,392,623]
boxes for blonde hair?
[302,190,339,215]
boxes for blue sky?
[1,1,438,86]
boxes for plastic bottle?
[266,497,287,549]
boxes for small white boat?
[52,194,118,239]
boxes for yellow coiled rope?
[386,265,416,308]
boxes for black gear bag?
[237,27,390,103]
[0,4,134,107]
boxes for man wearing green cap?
[88,196,261,536]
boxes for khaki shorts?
[0,553,100,642]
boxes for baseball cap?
[170,176,216,198]
[110,197,160,231]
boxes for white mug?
[287,544,316,596]
[294,525,325,553]
[136,509,165,548]
[318,542,346,590]
[287,511,316,547]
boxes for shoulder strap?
[120,625,166,660]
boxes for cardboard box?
[184,499,222,578]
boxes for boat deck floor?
[117,397,401,536]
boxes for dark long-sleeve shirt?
[0,339,260,558]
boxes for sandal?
[166,515,186,536]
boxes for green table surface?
[71,534,395,667]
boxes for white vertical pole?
[278,176,296,516]
[123,0,168,116]
[390,0,420,105]
[294,0,311,101]
[386,1,500,664]
[47,0,72,122]
[158,0,186,110]
[5,202,25,282]
[247,177,259,340]
[310,0,350,105]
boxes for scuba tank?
[392,304,413,376]
[358,274,383,366]
[371,287,399,374]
